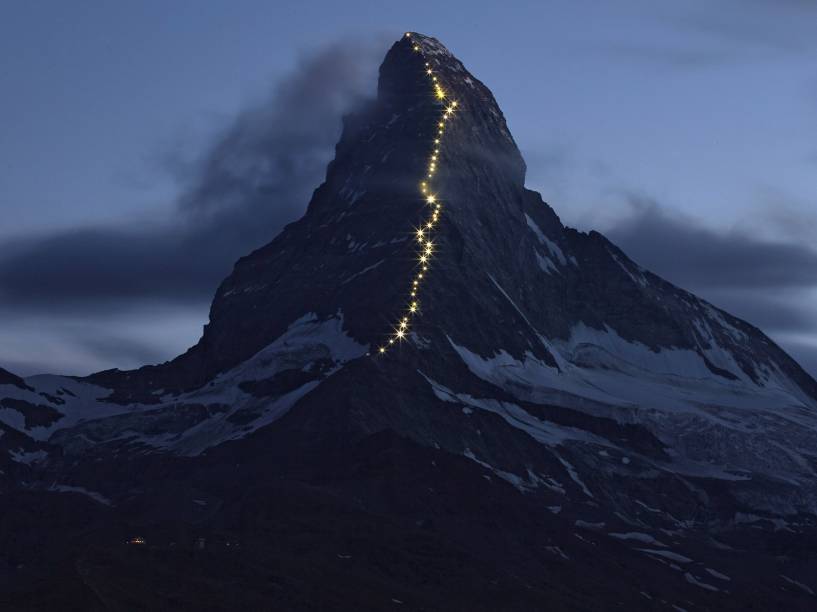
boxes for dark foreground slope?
[2,33,817,610]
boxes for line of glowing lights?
[377,33,459,356]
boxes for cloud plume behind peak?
[0,37,383,375]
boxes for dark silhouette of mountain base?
[2,32,817,609]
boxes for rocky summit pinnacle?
[2,33,817,610]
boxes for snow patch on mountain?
[48,483,112,506]
[5,311,367,457]
[525,213,568,266]
[422,372,605,448]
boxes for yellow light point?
[425,243,433,255]
[418,272,423,279]
[405,32,411,38]
[379,346,386,354]
[426,195,436,204]
[435,89,445,100]
[452,100,458,107]
[427,221,434,229]
[399,321,408,330]
[410,302,418,313]
[413,45,420,52]
[426,69,433,75]
[395,329,406,340]
[389,338,394,344]
[434,138,440,144]
[416,228,424,239]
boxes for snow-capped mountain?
[2,33,816,610]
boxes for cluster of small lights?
[377,33,460,356]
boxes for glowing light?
[375,40,458,358]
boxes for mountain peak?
[3,32,817,606]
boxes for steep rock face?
[2,32,817,606]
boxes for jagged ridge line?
[375,33,459,356]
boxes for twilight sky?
[1,0,816,378]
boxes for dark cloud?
[0,37,384,376]
[595,1,817,69]
[606,195,817,291]
[677,0,817,54]
[0,38,382,313]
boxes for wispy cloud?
[0,37,384,375]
